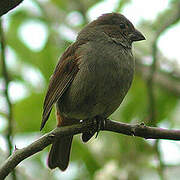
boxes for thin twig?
[1,119,180,179]
[135,61,180,97]
[147,2,180,178]
[146,1,180,126]
[0,19,16,180]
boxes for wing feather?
[40,44,81,130]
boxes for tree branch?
[1,119,180,179]
[0,0,24,16]
[146,0,180,126]
[0,19,14,157]
[135,61,180,97]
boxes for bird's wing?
[41,43,82,130]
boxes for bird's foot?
[82,116,106,142]
[95,116,106,138]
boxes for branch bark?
[1,119,180,179]
[0,0,23,16]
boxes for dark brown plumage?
[41,13,145,171]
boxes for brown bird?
[40,13,145,171]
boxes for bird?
[40,13,145,171]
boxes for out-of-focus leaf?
[14,92,56,133]
[72,137,101,178]
[155,86,178,123]
[51,0,104,12]
[7,11,60,81]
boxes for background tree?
[0,0,180,179]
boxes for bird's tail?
[48,135,73,171]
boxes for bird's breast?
[58,41,134,119]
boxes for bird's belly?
[58,47,134,119]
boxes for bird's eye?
[119,23,126,29]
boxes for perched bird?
[41,13,145,171]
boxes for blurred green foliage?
[1,0,180,179]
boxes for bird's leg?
[95,116,106,138]
[81,116,106,142]
[81,118,96,142]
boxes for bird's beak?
[129,29,145,42]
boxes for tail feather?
[48,135,73,171]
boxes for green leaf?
[14,92,56,133]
